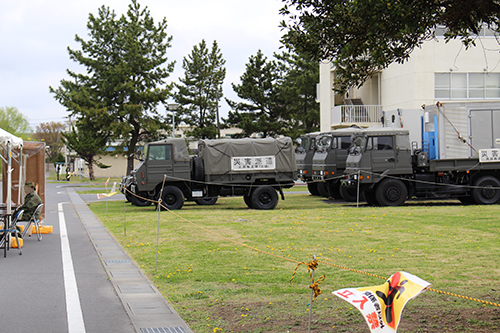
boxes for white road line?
[58,203,86,333]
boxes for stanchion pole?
[356,170,361,208]
[123,198,127,236]
[156,175,167,272]
[308,254,316,333]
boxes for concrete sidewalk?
[66,186,193,333]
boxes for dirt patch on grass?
[195,300,500,332]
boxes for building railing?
[332,105,383,124]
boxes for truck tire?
[243,193,254,209]
[195,197,218,205]
[471,176,500,204]
[251,186,279,210]
[364,190,378,206]
[339,185,362,202]
[317,182,330,197]
[129,191,153,207]
[192,156,205,182]
[327,182,342,199]
[375,179,407,206]
[160,186,185,210]
[307,182,319,196]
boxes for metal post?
[155,174,167,272]
[308,254,316,333]
[167,103,179,138]
[123,198,127,236]
[356,170,361,208]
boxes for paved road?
[0,182,191,333]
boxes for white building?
[318,26,500,154]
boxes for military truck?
[311,127,363,201]
[121,137,296,210]
[295,132,324,195]
[342,127,500,206]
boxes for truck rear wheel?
[375,179,407,206]
[195,197,218,205]
[471,176,500,204]
[317,182,330,197]
[129,191,153,207]
[327,183,342,199]
[307,182,319,196]
[364,190,378,206]
[339,185,362,202]
[251,186,278,210]
[160,186,185,210]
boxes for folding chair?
[21,204,44,241]
[0,209,25,255]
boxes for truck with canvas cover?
[121,137,296,210]
[342,127,500,206]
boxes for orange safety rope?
[121,187,500,308]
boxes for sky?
[0,0,286,130]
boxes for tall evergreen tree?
[275,50,319,138]
[50,0,175,175]
[174,40,226,139]
[225,50,286,138]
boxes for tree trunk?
[87,157,95,180]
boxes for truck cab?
[311,127,363,200]
[121,138,191,206]
[295,132,320,195]
[343,128,413,205]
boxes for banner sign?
[479,149,500,163]
[333,272,430,332]
[231,156,276,171]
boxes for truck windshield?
[148,145,171,161]
[316,136,332,151]
[349,135,366,155]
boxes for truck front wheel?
[471,176,500,204]
[195,197,218,205]
[251,186,278,210]
[375,179,407,206]
[129,191,153,207]
[160,186,185,210]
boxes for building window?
[435,73,500,99]
[434,24,498,37]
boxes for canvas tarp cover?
[198,137,296,175]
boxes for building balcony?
[332,105,383,128]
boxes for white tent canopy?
[0,128,23,215]
[0,128,23,148]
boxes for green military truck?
[295,132,322,195]
[121,137,296,210]
[342,127,500,206]
[311,127,364,201]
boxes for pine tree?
[174,40,226,139]
[275,50,319,138]
[225,50,286,138]
[50,0,175,174]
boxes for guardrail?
[333,105,383,124]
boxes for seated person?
[14,181,42,221]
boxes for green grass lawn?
[89,194,500,333]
